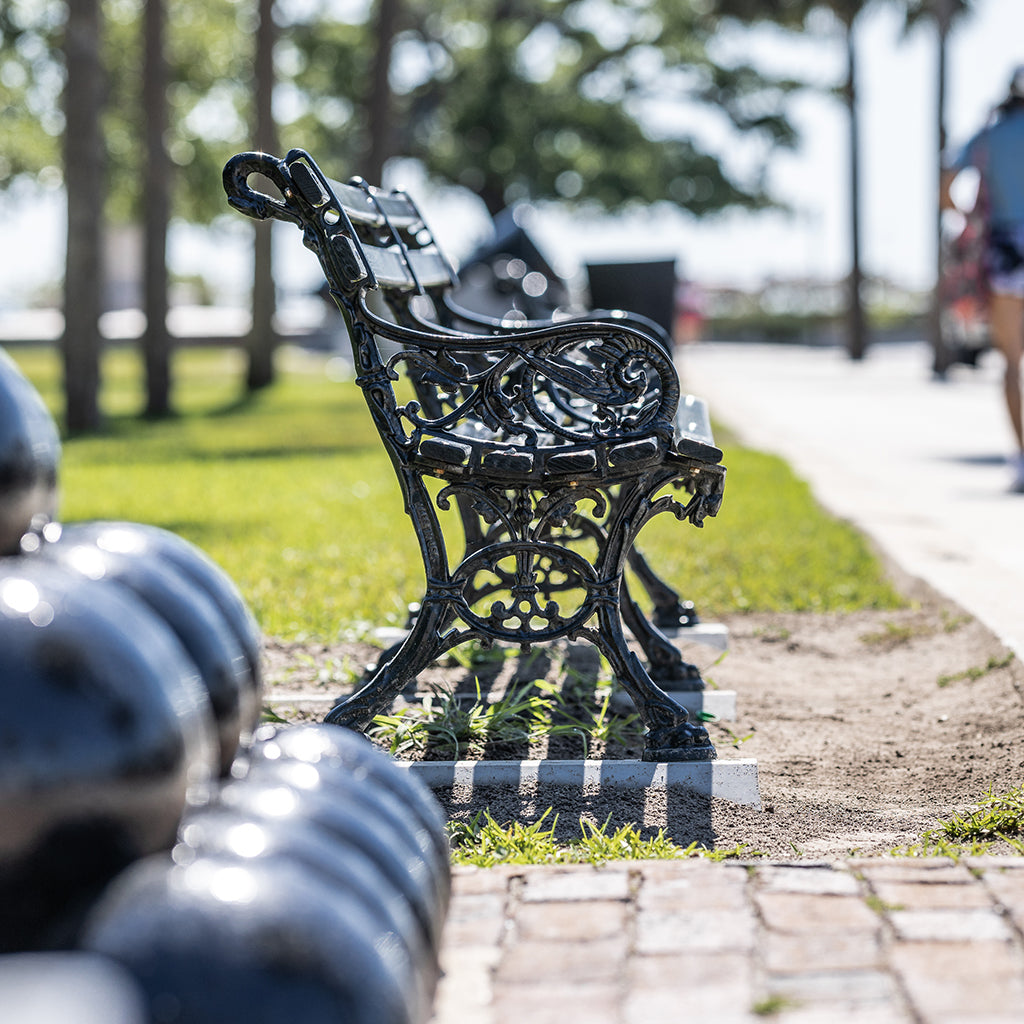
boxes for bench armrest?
[359,305,684,450]
[440,296,674,352]
[674,394,722,463]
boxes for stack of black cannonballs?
[0,348,448,1023]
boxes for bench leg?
[619,579,705,691]
[593,600,716,762]
[627,547,700,629]
[324,599,452,731]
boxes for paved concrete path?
[680,340,1024,660]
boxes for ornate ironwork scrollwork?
[452,542,606,644]
[385,331,676,453]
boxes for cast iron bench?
[224,148,726,762]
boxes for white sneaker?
[1009,453,1024,494]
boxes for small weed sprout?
[937,651,1015,688]
[702,649,728,689]
[941,611,972,633]
[860,620,922,647]
[752,995,799,1017]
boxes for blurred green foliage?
[2,0,816,227]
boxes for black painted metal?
[0,347,60,555]
[0,558,218,951]
[344,176,707,641]
[82,854,421,1024]
[31,519,265,698]
[82,725,449,1024]
[224,150,726,762]
[29,521,260,775]
[248,724,450,872]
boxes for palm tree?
[247,0,279,392]
[840,4,868,361]
[63,0,105,433]
[142,0,172,417]
[813,0,873,360]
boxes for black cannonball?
[245,748,450,913]
[81,853,419,1024]
[0,347,60,555]
[211,772,445,949]
[0,559,218,950]
[176,803,437,1012]
[249,724,449,874]
[36,520,263,697]
[29,522,258,775]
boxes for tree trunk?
[929,0,954,376]
[366,0,401,184]
[247,0,279,392]
[62,0,105,434]
[844,18,867,361]
[143,0,172,417]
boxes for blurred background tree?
[1,0,252,427]
[0,0,978,424]
[287,0,807,217]
[903,0,975,374]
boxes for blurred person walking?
[943,65,1024,492]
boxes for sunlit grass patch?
[890,786,1024,859]
[446,808,766,866]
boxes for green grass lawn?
[9,344,902,641]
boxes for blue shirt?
[951,108,1024,226]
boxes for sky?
[4,0,1024,310]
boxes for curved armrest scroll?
[222,152,301,226]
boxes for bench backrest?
[225,148,456,300]
[223,150,684,484]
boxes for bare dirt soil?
[261,574,1024,860]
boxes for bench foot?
[325,602,451,731]
[628,547,700,628]
[595,614,717,763]
[641,715,717,762]
[642,731,718,763]
[652,600,700,630]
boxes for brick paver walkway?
[431,857,1024,1024]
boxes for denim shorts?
[986,222,1024,297]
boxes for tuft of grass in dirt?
[936,786,1024,841]
[890,785,1024,858]
[860,619,929,648]
[937,651,1015,688]
[367,669,643,761]
[752,995,800,1017]
[368,680,559,760]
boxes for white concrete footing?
[659,621,730,651]
[610,687,736,721]
[395,757,761,808]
